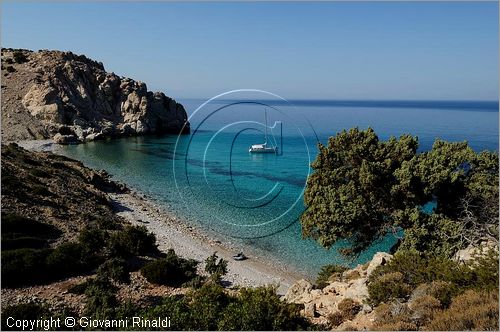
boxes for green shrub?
[97,258,130,284]
[2,242,92,288]
[368,272,413,305]
[140,249,198,286]
[205,252,228,283]
[315,264,348,289]
[410,281,455,307]
[1,248,50,287]
[182,275,207,289]
[140,283,315,331]
[217,286,311,331]
[83,276,118,319]
[143,295,191,329]
[1,303,51,331]
[189,283,230,330]
[368,250,499,305]
[108,225,156,258]
[78,226,108,259]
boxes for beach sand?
[15,139,303,294]
[110,190,302,294]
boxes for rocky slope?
[284,252,393,329]
[1,143,126,242]
[1,48,189,143]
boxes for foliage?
[426,290,499,331]
[83,276,119,319]
[96,258,130,284]
[1,303,51,331]
[408,295,442,327]
[2,241,94,288]
[108,225,157,258]
[367,250,499,305]
[328,298,362,327]
[315,264,347,289]
[217,286,310,331]
[138,283,314,331]
[372,301,416,331]
[140,249,198,286]
[205,252,228,283]
[301,128,499,255]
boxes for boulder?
[366,252,393,276]
[53,133,78,144]
[303,302,316,318]
[284,279,313,303]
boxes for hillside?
[1,48,189,143]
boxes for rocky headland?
[1,48,189,143]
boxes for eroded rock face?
[284,252,393,328]
[2,49,190,143]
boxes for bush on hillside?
[315,264,348,289]
[108,225,156,258]
[426,290,498,331]
[367,250,498,305]
[1,303,51,331]
[96,258,130,284]
[328,298,362,327]
[217,286,310,331]
[13,51,28,64]
[140,249,198,286]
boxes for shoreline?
[14,139,305,294]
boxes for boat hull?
[249,147,278,153]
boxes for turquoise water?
[59,98,498,278]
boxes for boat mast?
[264,108,268,145]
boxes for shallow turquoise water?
[59,99,498,277]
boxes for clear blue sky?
[2,1,498,100]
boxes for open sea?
[59,98,499,278]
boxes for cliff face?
[1,48,190,143]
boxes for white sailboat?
[249,109,278,154]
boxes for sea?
[58,96,499,278]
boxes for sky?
[1,1,498,101]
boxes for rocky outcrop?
[285,252,393,328]
[453,240,498,263]
[1,48,190,143]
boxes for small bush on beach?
[205,252,228,283]
[141,249,198,286]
